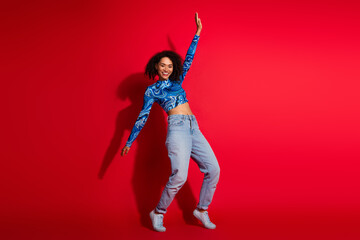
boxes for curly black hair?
[145,51,183,82]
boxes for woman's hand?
[195,12,202,36]
[121,146,130,156]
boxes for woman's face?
[156,57,173,80]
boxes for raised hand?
[195,12,202,35]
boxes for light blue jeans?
[155,114,220,214]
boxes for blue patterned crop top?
[125,34,200,147]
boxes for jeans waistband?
[167,114,196,121]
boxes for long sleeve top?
[125,34,200,147]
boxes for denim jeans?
[155,114,220,214]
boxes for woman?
[121,12,220,232]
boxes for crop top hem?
[165,99,189,113]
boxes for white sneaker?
[150,210,166,232]
[193,209,216,229]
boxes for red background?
[1,0,360,239]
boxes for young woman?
[121,13,220,232]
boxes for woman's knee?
[209,164,220,180]
[169,169,188,187]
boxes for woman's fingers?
[195,12,202,28]
[121,146,130,156]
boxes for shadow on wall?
[98,73,198,229]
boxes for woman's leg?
[190,122,220,211]
[155,116,192,214]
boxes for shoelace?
[203,211,212,224]
[157,215,164,227]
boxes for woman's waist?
[167,112,196,122]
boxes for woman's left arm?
[180,12,202,84]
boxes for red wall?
[1,0,359,238]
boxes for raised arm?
[180,12,202,85]
[121,87,155,155]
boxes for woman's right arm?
[121,87,155,156]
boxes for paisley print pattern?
[125,34,200,147]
